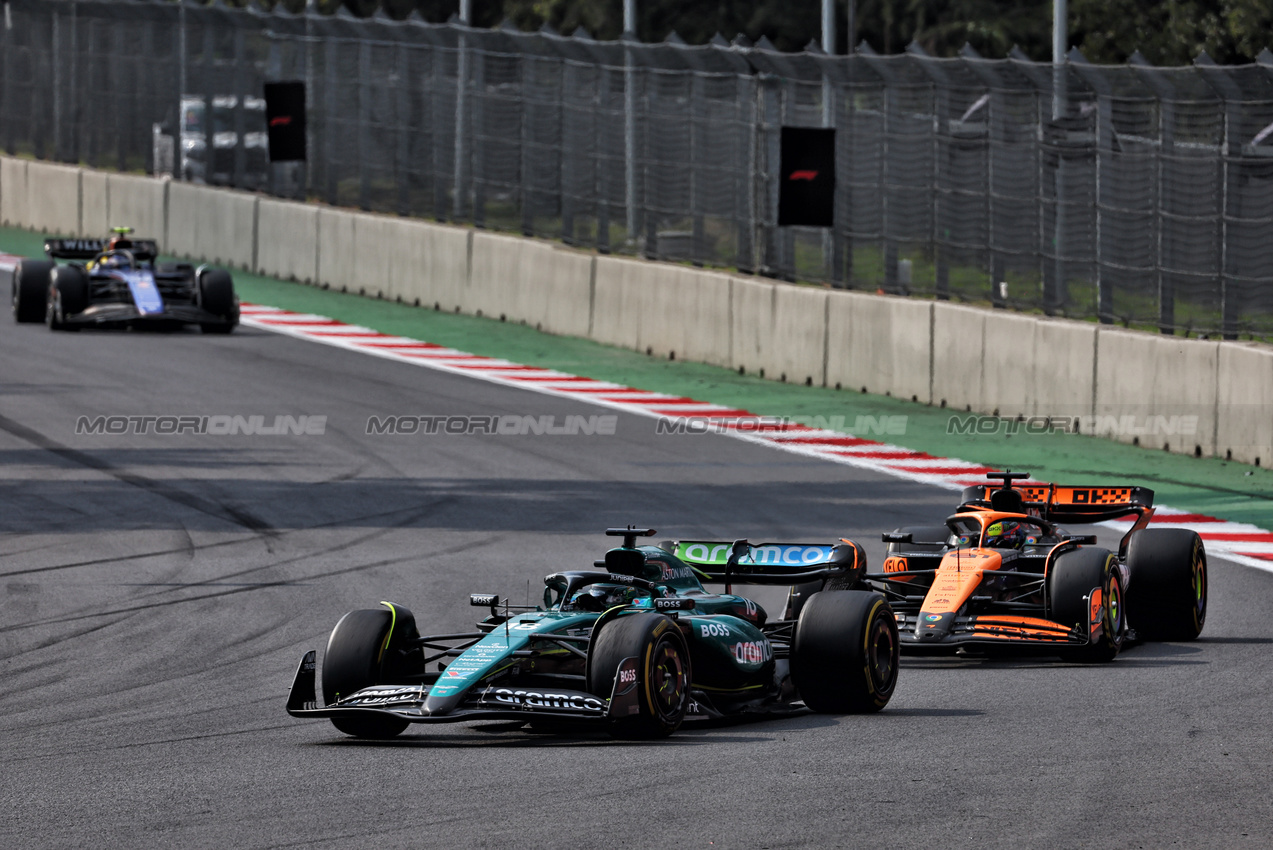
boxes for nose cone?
[916,611,955,640]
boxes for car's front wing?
[894,611,1088,649]
[285,650,641,726]
[66,301,238,328]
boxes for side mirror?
[881,532,913,544]
[1065,535,1098,545]
[470,593,500,608]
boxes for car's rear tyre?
[322,608,410,739]
[1049,547,1125,663]
[13,260,53,323]
[588,612,691,739]
[1125,528,1207,641]
[198,268,236,316]
[791,590,899,713]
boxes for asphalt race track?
[2,320,1271,849]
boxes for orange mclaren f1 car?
[850,471,1206,661]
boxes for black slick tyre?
[13,260,53,323]
[1048,547,1125,663]
[46,266,87,332]
[1125,528,1207,641]
[197,268,237,333]
[588,612,691,739]
[791,590,899,713]
[322,608,409,739]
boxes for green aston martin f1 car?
[286,527,899,739]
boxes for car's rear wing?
[45,238,160,262]
[957,481,1155,524]
[670,539,865,586]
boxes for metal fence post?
[470,42,484,228]
[52,6,61,162]
[395,43,411,216]
[736,73,756,273]
[1129,54,1175,333]
[357,38,370,210]
[323,36,337,203]
[1,1,11,155]
[453,17,469,220]
[596,64,611,254]
[560,58,575,245]
[233,26,247,189]
[623,0,637,246]
[520,55,533,236]
[1197,53,1244,340]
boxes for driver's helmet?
[569,584,639,612]
[983,520,1027,549]
[98,252,128,269]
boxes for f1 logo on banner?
[777,127,835,228]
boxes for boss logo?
[700,622,731,638]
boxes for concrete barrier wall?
[1095,329,1220,456]
[81,170,109,237]
[932,303,991,413]
[592,256,732,367]
[0,158,27,228]
[24,161,81,236]
[1030,319,1098,419]
[168,181,257,270]
[730,276,778,378]
[7,155,1271,466]
[105,173,167,244]
[470,233,593,339]
[315,207,358,293]
[769,286,829,387]
[411,220,471,314]
[350,215,470,311]
[256,198,318,284]
[978,310,1042,418]
[826,292,931,403]
[1216,344,1273,465]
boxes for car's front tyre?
[322,608,410,739]
[13,260,54,323]
[588,612,691,739]
[1049,547,1125,663]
